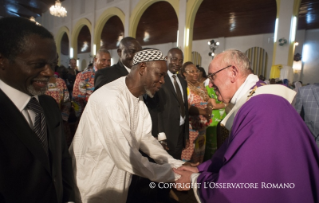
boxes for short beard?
[145,88,154,98]
[27,85,47,96]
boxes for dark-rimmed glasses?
[208,65,232,81]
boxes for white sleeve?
[140,132,184,167]
[96,103,179,183]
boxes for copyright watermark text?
[149,182,295,189]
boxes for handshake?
[172,162,200,191]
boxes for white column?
[91,0,96,61]
[273,0,296,65]
[177,0,187,50]
[124,0,131,37]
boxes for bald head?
[166,47,183,74]
[117,37,142,68]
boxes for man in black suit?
[94,37,142,90]
[146,48,189,159]
[0,17,75,203]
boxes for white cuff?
[191,173,202,203]
[158,132,167,141]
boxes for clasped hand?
[173,163,199,191]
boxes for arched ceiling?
[193,0,277,40]
[77,25,91,54]
[100,15,124,50]
[136,1,178,46]
[298,0,319,30]
[61,32,69,55]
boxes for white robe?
[69,77,184,203]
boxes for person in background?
[203,80,227,161]
[45,76,72,145]
[180,61,212,163]
[94,37,142,90]
[66,58,80,98]
[83,63,93,71]
[72,48,111,116]
[197,66,209,86]
[295,83,319,149]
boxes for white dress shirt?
[0,79,38,127]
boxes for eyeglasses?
[186,70,200,74]
[207,65,232,81]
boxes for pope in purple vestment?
[173,49,319,203]
[196,94,319,203]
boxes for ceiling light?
[50,0,67,17]
[29,16,41,25]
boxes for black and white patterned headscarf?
[132,48,166,66]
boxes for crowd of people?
[1,17,319,203]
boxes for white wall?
[60,54,69,68]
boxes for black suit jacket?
[94,61,128,91]
[145,74,189,152]
[0,90,75,203]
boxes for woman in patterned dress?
[180,62,212,163]
[45,75,73,146]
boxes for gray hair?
[222,49,251,75]
[97,48,110,56]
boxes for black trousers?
[126,125,185,203]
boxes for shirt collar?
[167,70,175,78]
[230,74,259,104]
[0,80,39,112]
[124,65,130,73]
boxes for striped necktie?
[27,97,48,155]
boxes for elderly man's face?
[95,52,111,70]
[118,40,141,68]
[143,61,167,98]
[0,34,56,96]
[208,55,234,103]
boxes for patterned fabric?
[45,77,70,121]
[204,86,226,161]
[294,83,319,148]
[181,85,209,163]
[72,69,95,116]
[26,97,48,154]
[132,49,166,66]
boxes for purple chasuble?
[197,94,319,203]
